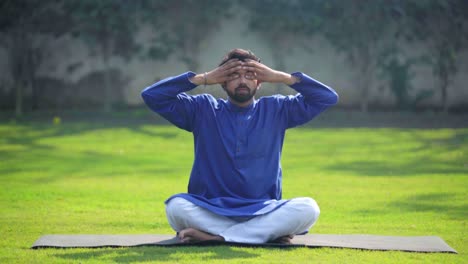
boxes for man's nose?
[239,74,247,82]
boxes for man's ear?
[256,82,262,90]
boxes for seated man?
[141,48,338,244]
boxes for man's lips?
[236,87,249,93]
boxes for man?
[142,49,338,244]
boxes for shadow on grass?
[0,121,180,177]
[1,121,178,146]
[2,111,467,152]
[0,145,182,183]
[390,193,468,219]
[323,129,468,176]
[0,120,186,180]
[51,246,260,263]
[2,115,467,181]
[354,193,467,220]
[324,159,467,177]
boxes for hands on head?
[190,59,299,86]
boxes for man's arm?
[189,59,244,85]
[241,60,300,85]
[141,72,198,131]
[242,60,339,127]
[141,59,245,131]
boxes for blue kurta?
[142,71,338,217]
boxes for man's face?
[223,68,259,104]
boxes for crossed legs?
[165,197,320,244]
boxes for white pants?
[165,197,320,243]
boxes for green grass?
[0,119,467,263]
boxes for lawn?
[0,117,466,263]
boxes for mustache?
[236,84,250,90]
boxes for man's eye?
[230,73,240,78]
[245,73,254,79]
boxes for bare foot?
[271,235,294,244]
[178,228,225,243]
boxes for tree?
[401,0,468,112]
[316,0,404,112]
[241,0,318,93]
[64,0,140,112]
[136,1,175,63]
[141,0,233,72]
[242,0,401,111]
[0,0,67,116]
[378,47,434,110]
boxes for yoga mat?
[31,234,457,253]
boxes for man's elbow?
[141,85,164,102]
[141,89,149,101]
[331,91,339,105]
[326,90,339,105]
[141,88,159,107]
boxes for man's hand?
[189,59,299,86]
[189,59,243,86]
[242,60,299,85]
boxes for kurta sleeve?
[141,71,198,131]
[283,72,339,128]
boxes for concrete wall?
[1,11,467,109]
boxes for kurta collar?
[226,99,257,112]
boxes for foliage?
[0,120,466,263]
[136,1,175,62]
[64,0,140,61]
[141,0,233,71]
[398,0,468,112]
[313,0,401,112]
[63,0,141,113]
[242,0,402,112]
[1,0,468,112]
[241,0,323,43]
[242,0,468,112]
[240,0,322,92]
[0,0,67,34]
[0,0,69,116]
[378,48,434,110]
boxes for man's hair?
[219,48,261,66]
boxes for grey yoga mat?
[31,234,457,253]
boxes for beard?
[225,84,257,104]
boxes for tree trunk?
[181,35,199,72]
[360,83,369,112]
[102,38,112,113]
[11,31,26,117]
[15,82,23,117]
[358,49,371,113]
[31,77,38,111]
[103,57,112,113]
[28,45,39,111]
[271,35,288,94]
[186,57,199,73]
[441,76,449,113]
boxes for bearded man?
[142,48,338,244]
